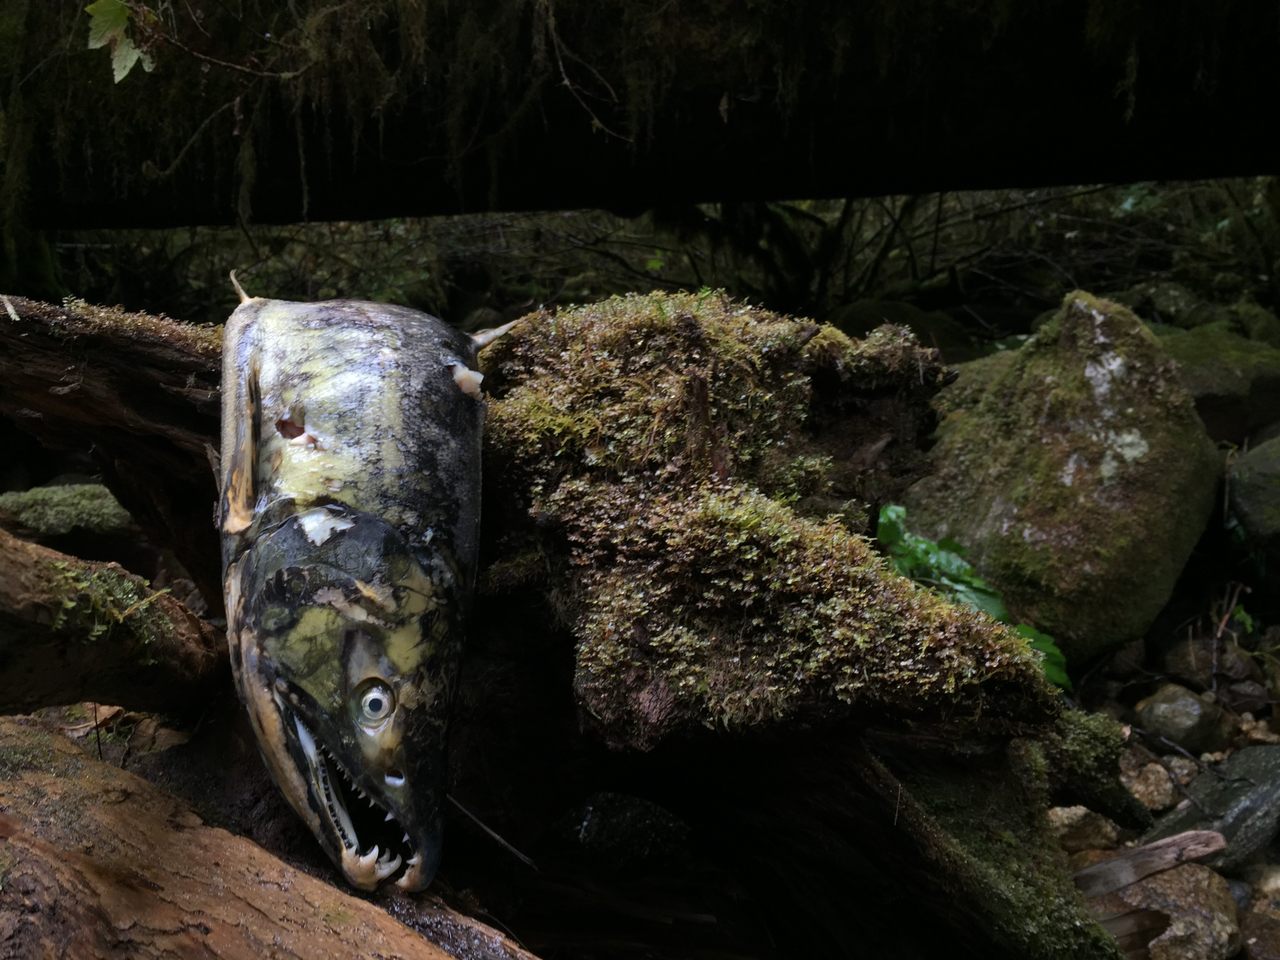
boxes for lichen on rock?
[481,290,1059,750]
[903,291,1219,665]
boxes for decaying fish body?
[219,295,497,891]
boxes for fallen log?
[0,717,538,960]
[0,294,222,610]
[0,527,225,715]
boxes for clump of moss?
[47,556,171,653]
[558,480,1057,747]
[1039,708,1152,829]
[0,484,134,539]
[485,291,818,496]
[55,297,222,357]
[483,291,1056,749]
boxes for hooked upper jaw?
[280,688,441,891]
[288,709,437,890]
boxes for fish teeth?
[406,852,422,868]
[375,853,403,881]
[402,832,410,845]
[358,845,380,870]
[385,812,395,822]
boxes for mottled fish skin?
[219,298,483,891]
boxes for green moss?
[0,484,133,537]
[559,481,1056,747]
[0,720,81,780]
[900,740,1122,959]
[483,291,1057,749]
[46,557,171,653]
[484,291,817,492]
[55,297,222,357]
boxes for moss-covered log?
[0,717,534,960]
[1,2,1278,241]
[0,528,224,715]
[481,292,1058,748]
[0,294,222,609]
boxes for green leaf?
[86,0,129,50]
[946,578,1009,621]
[111,36,151,82]
[876,504,1071,689]
[1015,624,1072,690]
[1234,605,1257,635]
[876,503,909,550]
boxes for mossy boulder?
[480,292,1121,957]
[481,291,1060,749]
[1232,437,1280,543]
[1158,321,1280,443]
[903,291,1219,665]
[1230,437,1280,613]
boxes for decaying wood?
[0,527,225,715]
[1072,831,1228,960]
[1072,830,1227,899]
[0,295,222,611]
[0,717,538,960]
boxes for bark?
[0,528,225,715]
[0,295,222,610]
[0,717,535,960]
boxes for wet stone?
[1135,684,1234,755]
[1145,747,1280,871]
[1242,911,1280,960]
[1117,864,1239,960]
[1047,805,1121,854]
[1121,755,1177,812]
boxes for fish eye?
[356,680,395,723]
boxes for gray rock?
[1145,747,1280,871]
[903,291,1219,663]
[1232,437,1280,544]
[1135,684,1234,755]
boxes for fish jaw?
[225,511,455,891]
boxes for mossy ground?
[481,291,1058,749]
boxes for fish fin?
[220,360,260,535]
[229,270,252,304]
[469,317,520,350]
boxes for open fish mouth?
[290,712,428,891]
